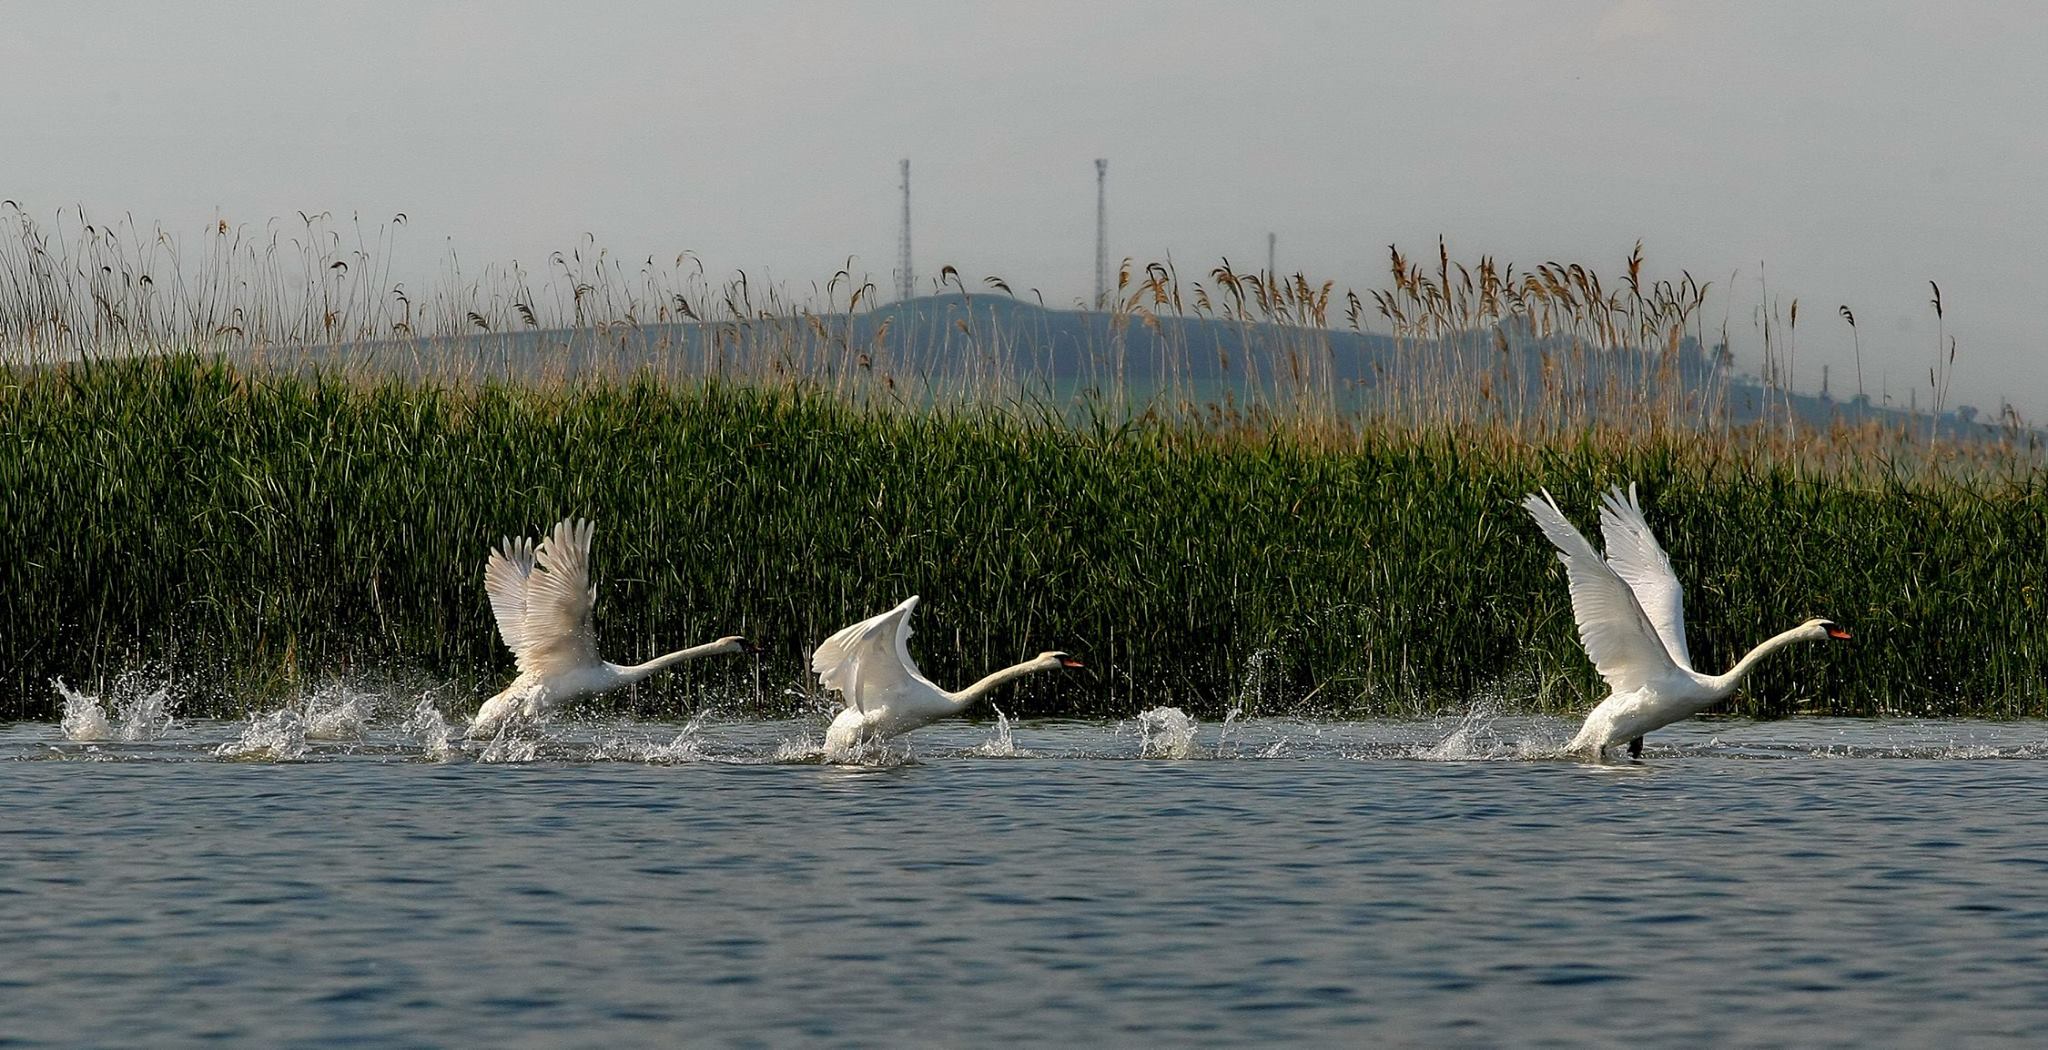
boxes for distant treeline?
[278,293,2006,441]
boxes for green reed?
[4,206,2042,720]
[4,352,2045,722]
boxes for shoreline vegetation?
[2,207,2043,722]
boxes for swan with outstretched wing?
[469,518,757,737]
[812,595,1081,759]
[1523,484,1850,758]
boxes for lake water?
[5,695,2048,1047]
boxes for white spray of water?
[842,739,913,767]
[403,694,453,759]
[1415,704,1493,761]
[303,683,374,740]
[1213,703,1246,758]
[1135,706,1199,759]
[214,709,309,761]
[972,706,1025,757]
[1234,647,1282,712]
[643,727,705,763]
[117,682,177,741]
[53,678,112,741]
[477,722,542,764]
[596,714,707,763]
[772,736,822,763]
[1415,701,1555,761]
[798,732,911,767]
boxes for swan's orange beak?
[1058,656,1085,669]
[1825,625,1852,640]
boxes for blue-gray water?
[5,699,2048,1048]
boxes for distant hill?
[278,293,2011,440]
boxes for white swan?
[469,518,757,737]
[1522,484,1850,758]
[811,595,1081,759]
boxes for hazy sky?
[6,1,2045,413]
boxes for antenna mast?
[1094,158,1108,309]
[896,159,913,301]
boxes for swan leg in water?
[1522,484,1851,759]
[472,517,759,736]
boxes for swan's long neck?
[610,639,735,683]
[946,658,1054,709]
[1701,625,1816,698]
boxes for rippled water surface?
[6,706,2048,1047]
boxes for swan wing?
[483,533,539,657]
[810,595,934,712]
[1523,490,1681,694]
[517,517,601,676]
[1597,483,1694,670]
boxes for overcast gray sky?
[5,1,2044,413]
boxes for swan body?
[469,518,755,737]
[1523,484,1849,758]
[811,595,1080,759]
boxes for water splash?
[809,733,913,767]
[1135,706,1198,759]
[1415,702,1557,761]
[642,728,705,762]
[971,706,1025,757]
[50,669,181,742]
[15,710,2048,765]
[403,694,453,759]
[477,722,542,764]
[596,715,707,763]
[116,681,177,742]
[1232,647,1283,715]
[214,709,308,761]
[772,736,823,763]
[304,684,373,740]
[53,678,112,741]
[1214,702,1246,757]
[839,741,914,767]
[1415,704,1495,761]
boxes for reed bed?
[2,207,2042,721]
[3,352,2045,722]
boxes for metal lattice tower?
[896,159,913,302]
[1094,158,1108,309]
